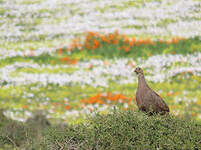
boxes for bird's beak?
[133,69,137,74]
[133,69,138,75]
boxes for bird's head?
[134,67,143,75]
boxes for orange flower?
[111,94,121,101]
[122,96,131,103]
[112,40,118,44]
[159,39,163,43]
[101,36,107,42]
[85,36,90,43]
[128,62,134,68]
[166,92,172,96]
[89,64,93,69]
[92,45,97,50]
[119,46,124,50]
[93,39,99,47]
[171,37,179,44]
[88,31,95,37]
[96,92,101,98]
[86,43,91,50]
[81,99,88,103]
[23,105,29,109]
[97,99,105,104]
[61,57,78,65]
[61,57,70,62]
[128,98,132,103]
[124,37,129,44]
[129,41,133,47]
[109,34,114,41]
[166,40,171,45]
[88,98,97,104]
[132,37,136,44]
[58,48,63,55]
[107,92,112,100]
[138,39,144,45]
[119,94,126,99]
[124,46,130,52]
[65,105,71,110]
[143,38,151,45]
[64,31,185,54]
[69,58,78,65]
[81,92,134,106]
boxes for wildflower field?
[0,0,201,124]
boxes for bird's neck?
[138,73,149,89]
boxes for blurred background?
[0,0,200,123]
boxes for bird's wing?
[150,90,169,112]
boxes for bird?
[134,67,169,115]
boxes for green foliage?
[65,36,201,59]
[0,110,201,149]
[37,111,201,149]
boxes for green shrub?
[1,110,201,149]
[39,110,201,150]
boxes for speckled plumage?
[134,67,169,115]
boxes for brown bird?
[134,67,169,115]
